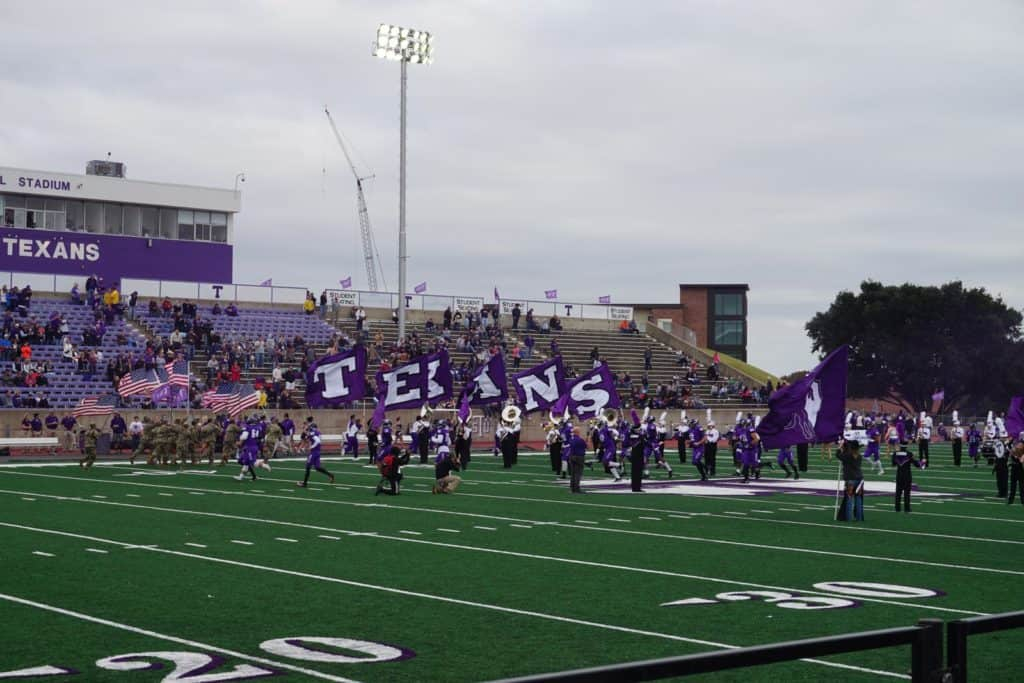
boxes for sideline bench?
[0,437,61,456]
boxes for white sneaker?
[234,474,244,481]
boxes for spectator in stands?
[525,308,538,331]
[70,283,82,305]
[618,319,630,333]
[225,302,239,317]
[644,347,653,370]
[212,301,222,315]
[550,339,560,357]
[391,308,399,324]
[20,342,31,364]
[443,307,453,330]
[512,303,521,329]
[355,306,366,331]
[161,297,173,317]
[128,291,138,319]
[549,314,563,331]
[229,362,241,383]
[303,292,315,315]
[452,310,463,329]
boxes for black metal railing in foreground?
[946,609,1024,683]
[492,618,945,683]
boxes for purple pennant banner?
[339,276,352,289]
[598,295,611,304]
[758,345,848,449]
[372,349,453,425]
[152,384,189,408]
[259,278,272,287]
[1006,396,1024,440]
[493,286,500,301]
[512,356,567,414]
[463,353,508,406]
[551,364,621,419]
[414,281,427,294]
[304,346,369,408]
[544,289,558,300]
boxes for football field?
[0,443,1021,682]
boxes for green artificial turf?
[0,443,1021,681]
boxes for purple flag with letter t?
[552,364,621,419]
[414,281,427,294]
[305,346,368,408]
[758,345,848,449]
[544,289,557,300]
[339,276,352,289]
[1006,396,1024,440]
[512,356,567,414]
[463,353,509,406]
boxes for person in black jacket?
[892,441,923,512]
[835,441,865,522]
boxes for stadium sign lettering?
[0,174,73,191]
[1,237,99,262]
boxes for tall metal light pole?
[373,23,434,343]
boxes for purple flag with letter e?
[552,364,621,419]
[414,281,427,294]
[544,289,557,300]
[1006,396,1024,440]
[512,356,567,414]
[463,353,508,406]
[339,277,352,289]
[304,347,368,408]
[757,345,848,449]
[374,349,453,422]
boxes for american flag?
[117,368,161,396]
[202,382,238,411]
[226,384,261,419]
[73,394,117,418]
[164,360,190,388]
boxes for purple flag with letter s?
[463,353,508,406]
[512,356,566,414]
[757,345,848,449]
[544,289,557,300]
[1006,396,1024,440]
[551,364,621,419]
[305,347,368,408]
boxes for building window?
[141,207,158,237]
[714,320,744,347]
[211,212,227,242]
[714,293,744,316]
[177,210,195,240]
[159,208,177,239]
[104,203,123,234]
[65,201,84,230]
[123,205,141,236]
[84,203,103,233]
[194,211,211,241]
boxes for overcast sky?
[2,0,1022,375]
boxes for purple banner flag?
[551,364,621,419]
[463,353,509,406]
[259,278,272,287]
[458,393,471,423]
[494,286,500,301]
[931,389,945,402]
[374,349,453,417]
[304,347,369,408]
[1006,396,1024,440]
[152,384,189,407]
[339,276,353,289]
[598,295,611,304]
[544,289,558,300]
[512,356,567,414]
[758,346,848,449]
[414,281,427,294]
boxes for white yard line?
[437,528,460,533]
[20,497,35,501]
[84,548,108,554]
[31,551,54,557]
[509,524,533,529]
[607,518,631,523]
[274,537,299,543]
[125,494,141,498]
[230,540,253,546]
[473,526,497,531]
[398,530,422,536]
[0,528,909,680]
[638,516,662,521]
[0,592,361,683]
[574,520,599,525]
[318,534,341,541]
[184,542,207,549]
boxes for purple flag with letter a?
[544,289,557,300]
[512,356,567,414]
[1006,396,1024,440]
[372,350,453,426]
[463,353,508,406]
[304,347,368,408]
[757,345,848,449]
[551,364,621,419]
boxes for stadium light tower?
[373,22,434,342]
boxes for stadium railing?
[946,609,1024,683]
[491,618,945,682]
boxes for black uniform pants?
[796,443,809,472]
[677,440,686,464]
[895,473,912,511]
[418,433,429,464]
[995,459,1009,498]
[630,446,644,492]
[1008,464,1024,504]
[549,443,561,473]
[501,441,515,468]
[569,455,585,493]
[706,443,718,476]
[952,439,962,466]
[918,439,930,462]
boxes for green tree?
[805,281,1024,414]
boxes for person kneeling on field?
[375,446,409,496]
[432,445,462,494]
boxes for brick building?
[628,283,750,361]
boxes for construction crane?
[324,106,387,292]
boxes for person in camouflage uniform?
[221,418,241,466]
[265,417,285,459]
[199,418,219,465]
[152,418,175,466]
[130,417,153,466]
[79,423,101,468]
[176,419,199,465]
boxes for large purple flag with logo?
[372,350,453,426]
[551,364,621,419]
[1006,396,1024,440]
[305,347,369,408]
[463,353,508,406]
[544,289,558,300]
[758,345,848,449]
[512,356,567,414]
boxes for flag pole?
[833,460,843,520]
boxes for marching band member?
[674,410,689,464]
[545,420,563,475]
[967,421,982,467]
[343,414,361,459]
[951,411,964,467]
[651,412,674,478]
[917,412,931,468]
[689,417,708,481]
[864,416,884,475]
[705,413,719,477]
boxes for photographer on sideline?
[375,445,410,496]
[835,440,865,522]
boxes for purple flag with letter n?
[544,289,557,300]
[551,364,621,420]
[463,353,509,406]
[512,356,567,414]
[1006,396,1024,440]
[304,347,369,408]
[371,349,453,426]
[757,345,848,449]
[414,281,427,294]
[339,277,352,289]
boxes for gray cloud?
[2,0,1022,375]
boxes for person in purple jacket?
[297,423,334,487]
[777,444,799,480]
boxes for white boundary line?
[0,591,360,683]
[0,523,907,680]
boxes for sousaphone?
[502,405,522,424]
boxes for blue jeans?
[845,479,864,521]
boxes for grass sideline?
[0,442,1021,682]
